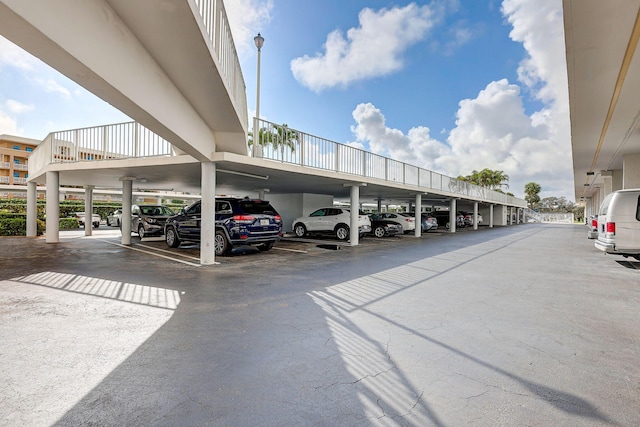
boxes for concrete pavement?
[0,224,638,426]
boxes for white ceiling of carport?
[564,0,640,201]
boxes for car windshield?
[141,206,174,216]
[238,200,277,215]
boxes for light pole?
[254,32,264,156]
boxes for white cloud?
[32,77,71,99]
[224,0,273,59]
[0,110,19,135]
[349,0,573,200]
[290,3,445,92]
[0,36,37,70]
[6,99,34,114]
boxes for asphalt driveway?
[0,224,638,426]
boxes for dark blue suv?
[164,198,283,255]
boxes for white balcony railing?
[28,119,527,208]
[251,118,527,207]
[13,163,29,171]
[29,122,176,177]
[0,176,9,184]
[193,0,247,131]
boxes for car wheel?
[116,219,121,227]
[335,224,349,240]
[138,224,145,238]
[214,229,230,256]
[165,226,181,248]
[294,223,307,238]
[258,242,274,251]
[373,226,386,238]
[93,222,99,229]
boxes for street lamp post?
[254,32,264,157]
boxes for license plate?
[260,219,269,225]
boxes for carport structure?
[564,0,640,214]
[1,0,526,265]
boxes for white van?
[595,189,640,260]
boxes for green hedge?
[0,216,46,236]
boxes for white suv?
[292,207,372,240]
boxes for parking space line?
[136,243,202,261]
[100,240,204,266]
[272,247,308,254]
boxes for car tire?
[165,226,181,248]
[138,224,146,238]
[373,226,385,238]
[93,222,99,229]
[294,223,307,238]
[116,219,121,227]
[214,229,231,256]
[335,224,349,240]
[257,242,274,252]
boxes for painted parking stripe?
[137,243,202,261]
[100,240,205,266]
[272,246,308,254]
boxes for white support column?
[414,194,422,237]
[258,188,269,200]
[157,195,163,204]
[509,207,513,225]
[473,202,479,230]
[200,162,216,265]
[26,181,37,237]
[45,171,59,243]
[349,184,361,245]
[489,204,494,228]
[121,177,133,245]
[517,208,521,224]
[84,185,94,236]
[449,199,457,233]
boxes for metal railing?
[193,0,247,131]
[29,119,527,208]
[29,122,176,176]
[524,209,574,223]
[251,118,526,207]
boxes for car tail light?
[606,222,615,234]
[233,215,255,224]
[591,218,598,227]
[274,215,282,222]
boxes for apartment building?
[0,134,41,198]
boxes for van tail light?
[233,215,255,224]
[591,218,598,227]
[606,222,615,234]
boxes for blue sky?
[0,0,573,201]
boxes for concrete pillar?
[157,195,162,204]
[26,181,37,237]
[45,171,59,243]
[349,184,360,245]
[376,197,382,212]
[200,162,216,265]
[84,185,94,236]
[121,178,133,245]
[473,202,479,230]
[449,199,457,233]
[489,204,494,228]
[414,193,422,237]
[623,153,640,188]
[258,188,269,200]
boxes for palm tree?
[248,123,298,153]
[524,182,541,209]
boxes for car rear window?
[238,200,277,215]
